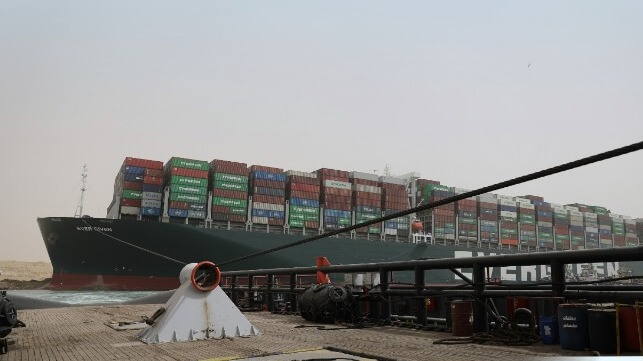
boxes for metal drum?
[451,300,474,336]
[588,309,616,354]
[539,316,559,345]
[617,305,641,353]
[558,304,589,350]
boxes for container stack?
[535,202,554,250]
[454,188,477,242]
[637,219,643,245]
[595,208,613,248]
[552,204,570,250]
[416,179,440,205]
[286,170,320,229]
[249,165,286,226]
[517,199,536,248]
[210,159,249,224]
[111,157,164,218]
[498,196,518,246]
[164,157,210,220]
[583,212,599,249]
[567,206,585,250]
[477,194,499,244]
[351,172,382,235]
[625,218,638,246]
[317,168,352,231]
[380,176,409,237]
[610,214,625,247]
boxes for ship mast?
[75,164,88,218]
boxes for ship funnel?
[138,261,260,344]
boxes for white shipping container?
[551,204,565,210]
[384,228,398,235]
[324,179,352,190]
[624,219,636,225]
[609,213,624,219]
[253,202,285,211]
[514,197,531,204]
[599,224,611,230]
[352,184,382,194]
[569,210,583,217]
[564,206,580,212]
[477,195,496,203]
[120,206,140,215]
[453,187,471,195]
[518,203,535,210]
[500,199,516,207]
[378,176,406,186]
[583,212,598,219]
[141,199,161,208]
[350,171,379,182]
[142,192,162,201]
[285,170,317,178]
[585,226,599,233]
[251,216,268,224]
[570,221,584,226]
[496,195,513,202]
[500,211,517,217]
[570,216,583,222]
[537,221,553,227]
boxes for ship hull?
[37,217,638,290]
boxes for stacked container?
[380,176,409,237]
[478,194,499,244]
[454,189,477,242]
[420,184,454,240]
[111,157,164,218]
[625,218,638,246]
[637,219,643,245]
[318,168,352,231]
[552,204,570,250]
[568,206,585,250]
[536,202,554,249]
[286,170,320,230]
[517,200,536,248]
[610,214,625,247]
[498,196,518,246]
[597,212,613,248]
[584,212,599,249]
[249,165,286,226]
[164,157,210,220]
[351,172,382,235]
[210,159,249,224]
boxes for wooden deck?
[1,304,590,361]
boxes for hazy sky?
[1,1,641,261]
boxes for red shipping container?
[250,165,283,174]
[121,198,141,207]
[253,194,285,205]
[434,209,455,216]
[456,199,477,207]
[353,191,381,201]
[169,167,208,179]
[554,225,568,233]
[323,195,352,204]
[212,205,231,213]
[457,205,477,213]
[317,168,349,179]
[288,190,320,200]
[268,218,284,226]
[290,183,321,193]
[478,202,497,209]
[501,239,519,246]
[323,202,351,211]
[354,198,380,208]
[123,181,143,191]
[253,179,286,190]
[213,189,247,200]
[351,178,378,187]
[144,168,164,177]
[169,201,189,209]
[124,157,163,170]
[288,175,318,185]
[525,195,544,202]
[211,159,248,176]
[143,176,163,185]
[480,214,497,221]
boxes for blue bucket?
[558,304,589,350]
[539,316,559,345]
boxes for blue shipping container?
[124,174,143,182]
[143,184,163,193]
[252,171,287,182]
[123,166,145,175]
[141,207,161,216]
[168,208,188,218]
[289,198,320,207]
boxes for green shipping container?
[369,227,381,234]
[169,157,210,171]
[290,206,319,216]
[230,207,247,215]
[338,218,352,226]
[556,234,569,241]
[214,180,248,192]
[171,175,208,188]
[122,190,142,199]
[289,219,304,227]
[459,217,476,225]
[571,235,583,242]
[289,213,305,221]
[170,184,207,196]
[170,193,207,203]
[213,173,249,184]
[212,197,247,208]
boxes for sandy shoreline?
[0,260,52,289]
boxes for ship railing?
[220,245,643,331]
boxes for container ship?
[37,157,643,290]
